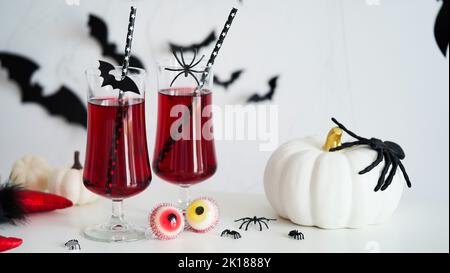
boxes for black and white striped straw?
[194,7,238,95]
[121,6,137,80]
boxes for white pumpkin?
[264,127,404,229]
[10,155,51,191]
[48,151,97,205]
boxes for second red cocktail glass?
[153,56,217,209]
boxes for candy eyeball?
[149,203,184,240]
[186,197,219,233]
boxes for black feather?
[213,69,243,90]
[0,183,26,225]
[169,31,217,53]
[0,52,87,128]
[246,76,279,103]
[88,14,144,68]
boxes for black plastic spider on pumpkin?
[329,118,412,192]
[165,49,205,87]
[234,216,277,231]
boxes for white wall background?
[0,0,448,207]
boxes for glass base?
[84,220,145,242]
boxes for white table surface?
[1,180,448,253]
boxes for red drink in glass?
[152,88,217,185]
[84,97,152,199]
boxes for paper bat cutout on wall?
[246,76,279,103]
[169,31,216,53]
[98,60,140,94]
[213,69,243,90]
[0,52,87,128]
[88,14,144,68]
[434,0,449,56]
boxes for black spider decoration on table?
[64,239,81,251]
[221,229,241,239]
[165,49,205,87]
[329,118,411,192]
[234,216,276,231]
[288,230,304,240]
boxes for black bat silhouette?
[0,52,87,128]
[246,76,279,103]
[169,31,216,53]
[98,60,140,94]
[88,14,144,68]
[213,69,243,90]
[434,0,449,56]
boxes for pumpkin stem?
[323,127,343,152]
[72,151,83,170]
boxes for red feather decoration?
[16,189,73,213]
[0,183,73,224]
[0,235,23,252]
[0,183,73,252]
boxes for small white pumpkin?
[10,155,51,191]
[48,151,97,205]
[264,127,404,229]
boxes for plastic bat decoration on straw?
[0,52,87,128]
[246,76,279,103]
[88,14,144,68]
[329,118,412,192]
[169,31,217,53]
[98,60,140,94]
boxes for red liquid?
[84,97,151,199]
[152,88,217,185]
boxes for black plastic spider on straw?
[153,8,238,169]
[165,49,205,87]
[104,6,137,194]
[329,118,412,192]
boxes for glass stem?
[177,186,191,211]
[110,199,125,229]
